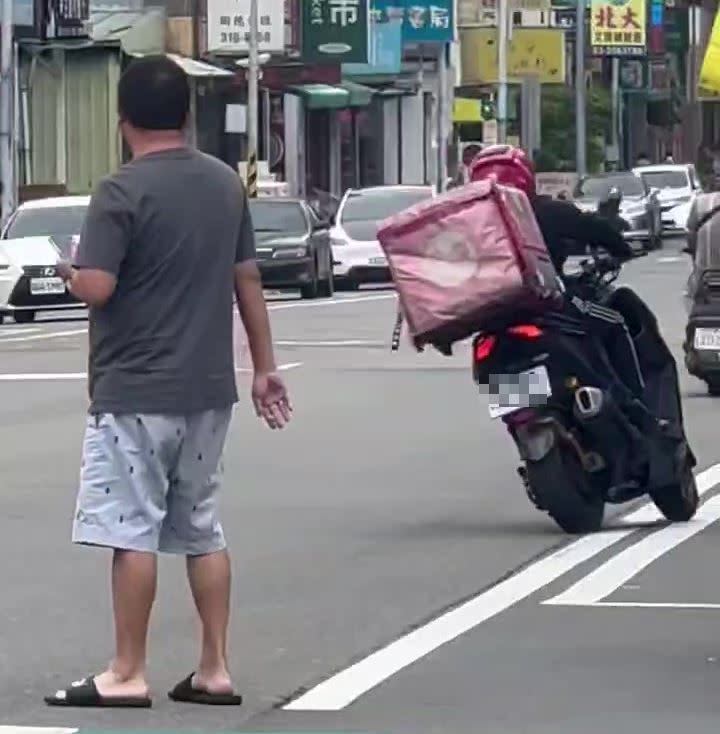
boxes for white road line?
[0,363,304,381]
[585,602,720,610]
[267,293,396,311]
[657,256,684,263]
[284,463,720,712]
[0,729,77,734]
[0,327,40,337]
[543,493,720,607]
[275,339,385,347]
[0,327,87,343]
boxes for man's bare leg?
[94,550,156,698]
[187,549,234,693]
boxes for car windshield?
[640,170,690,191]
[339,189,431,241]
[4,205,87,239]
[249,200,307,234]
[577,175,645,199]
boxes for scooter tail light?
[507,324,543,339]
[474,335,497,362]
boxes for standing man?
[45,56,291,709]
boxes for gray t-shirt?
[75,148,256,415]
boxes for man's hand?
[56,259,74,283]
[252,372,292,430]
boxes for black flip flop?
[45,675,152,708]
[168,673,243,706]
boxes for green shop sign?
[303,0,370,64]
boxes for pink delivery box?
[377,180,563,349]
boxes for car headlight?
[273,246,307,259]
[0,249,10,271]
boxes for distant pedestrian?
[664,150,675,163]
[636,152,651,166]
[45,55,291,709]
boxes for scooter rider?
[468,146,655,496]
[468,146,642,394]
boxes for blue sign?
[343,2,402,75]
[402,1,453,43]
[369,0,453,45]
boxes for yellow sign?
[460,28,566,85]
[590,0,646,56]
[699,8,720,97]
[453,98,484,123]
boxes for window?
[4,206,88,239]
[641,171,690,191]
[248,200,308,235]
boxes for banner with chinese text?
[302,0,370,63]
[590,0,646,57]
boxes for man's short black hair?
[118,55,190,131]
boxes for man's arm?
[233,193,276,373]
[60,178,132,307]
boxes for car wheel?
[300,263,320,300]
[318,255,334,298]
[14,310,36,324]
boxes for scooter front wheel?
[649,456,699,522]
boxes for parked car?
[0,195,89,324]
[633,163,702,235]
[249,197,334,299]
[574,172,663,250]
[331,185,434,289]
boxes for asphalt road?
[1,242,719,734]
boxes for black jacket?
[532,195,634,271]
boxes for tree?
[535,86,612,172]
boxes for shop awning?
[286,84,350,110]
[338,80,375,107]
[166,54,233,78]
[128,51,233,78]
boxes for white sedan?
[633,164,702,235]
[330,185,434,290]
[0,195,89,324]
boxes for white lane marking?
[268,293,396,311]
[0,327,41,337]
[657,256,684,263]
[587,601,720,609]
[0,295,395,346]
[0,363,304,381]
[0,729,78,734]
[544,493,720,607]
[0,327,87,343]
[0,372,87,380]
[275,339,385,347]
[284,463,720,712]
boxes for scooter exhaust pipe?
[573,386,605,420]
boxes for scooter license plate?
[694,327,720,350]
[488,365,552,420]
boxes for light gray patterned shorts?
[72,408,232,555]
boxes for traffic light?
[481,95,496,121]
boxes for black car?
[249,198,334,299]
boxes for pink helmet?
[468,144,536,197]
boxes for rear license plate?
[694,327,720,350]
[30,276,65,295]
[488,365,552,420]
[369,256,387,266]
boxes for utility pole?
[575,0,586,177]
[610,56,619,167]
[497,0,509,144]
[0,0,14,224]
[246,0,258,198]
[437,43,448,192]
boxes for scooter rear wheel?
[525,445,605,534]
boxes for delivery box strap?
[391,309,403,351]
